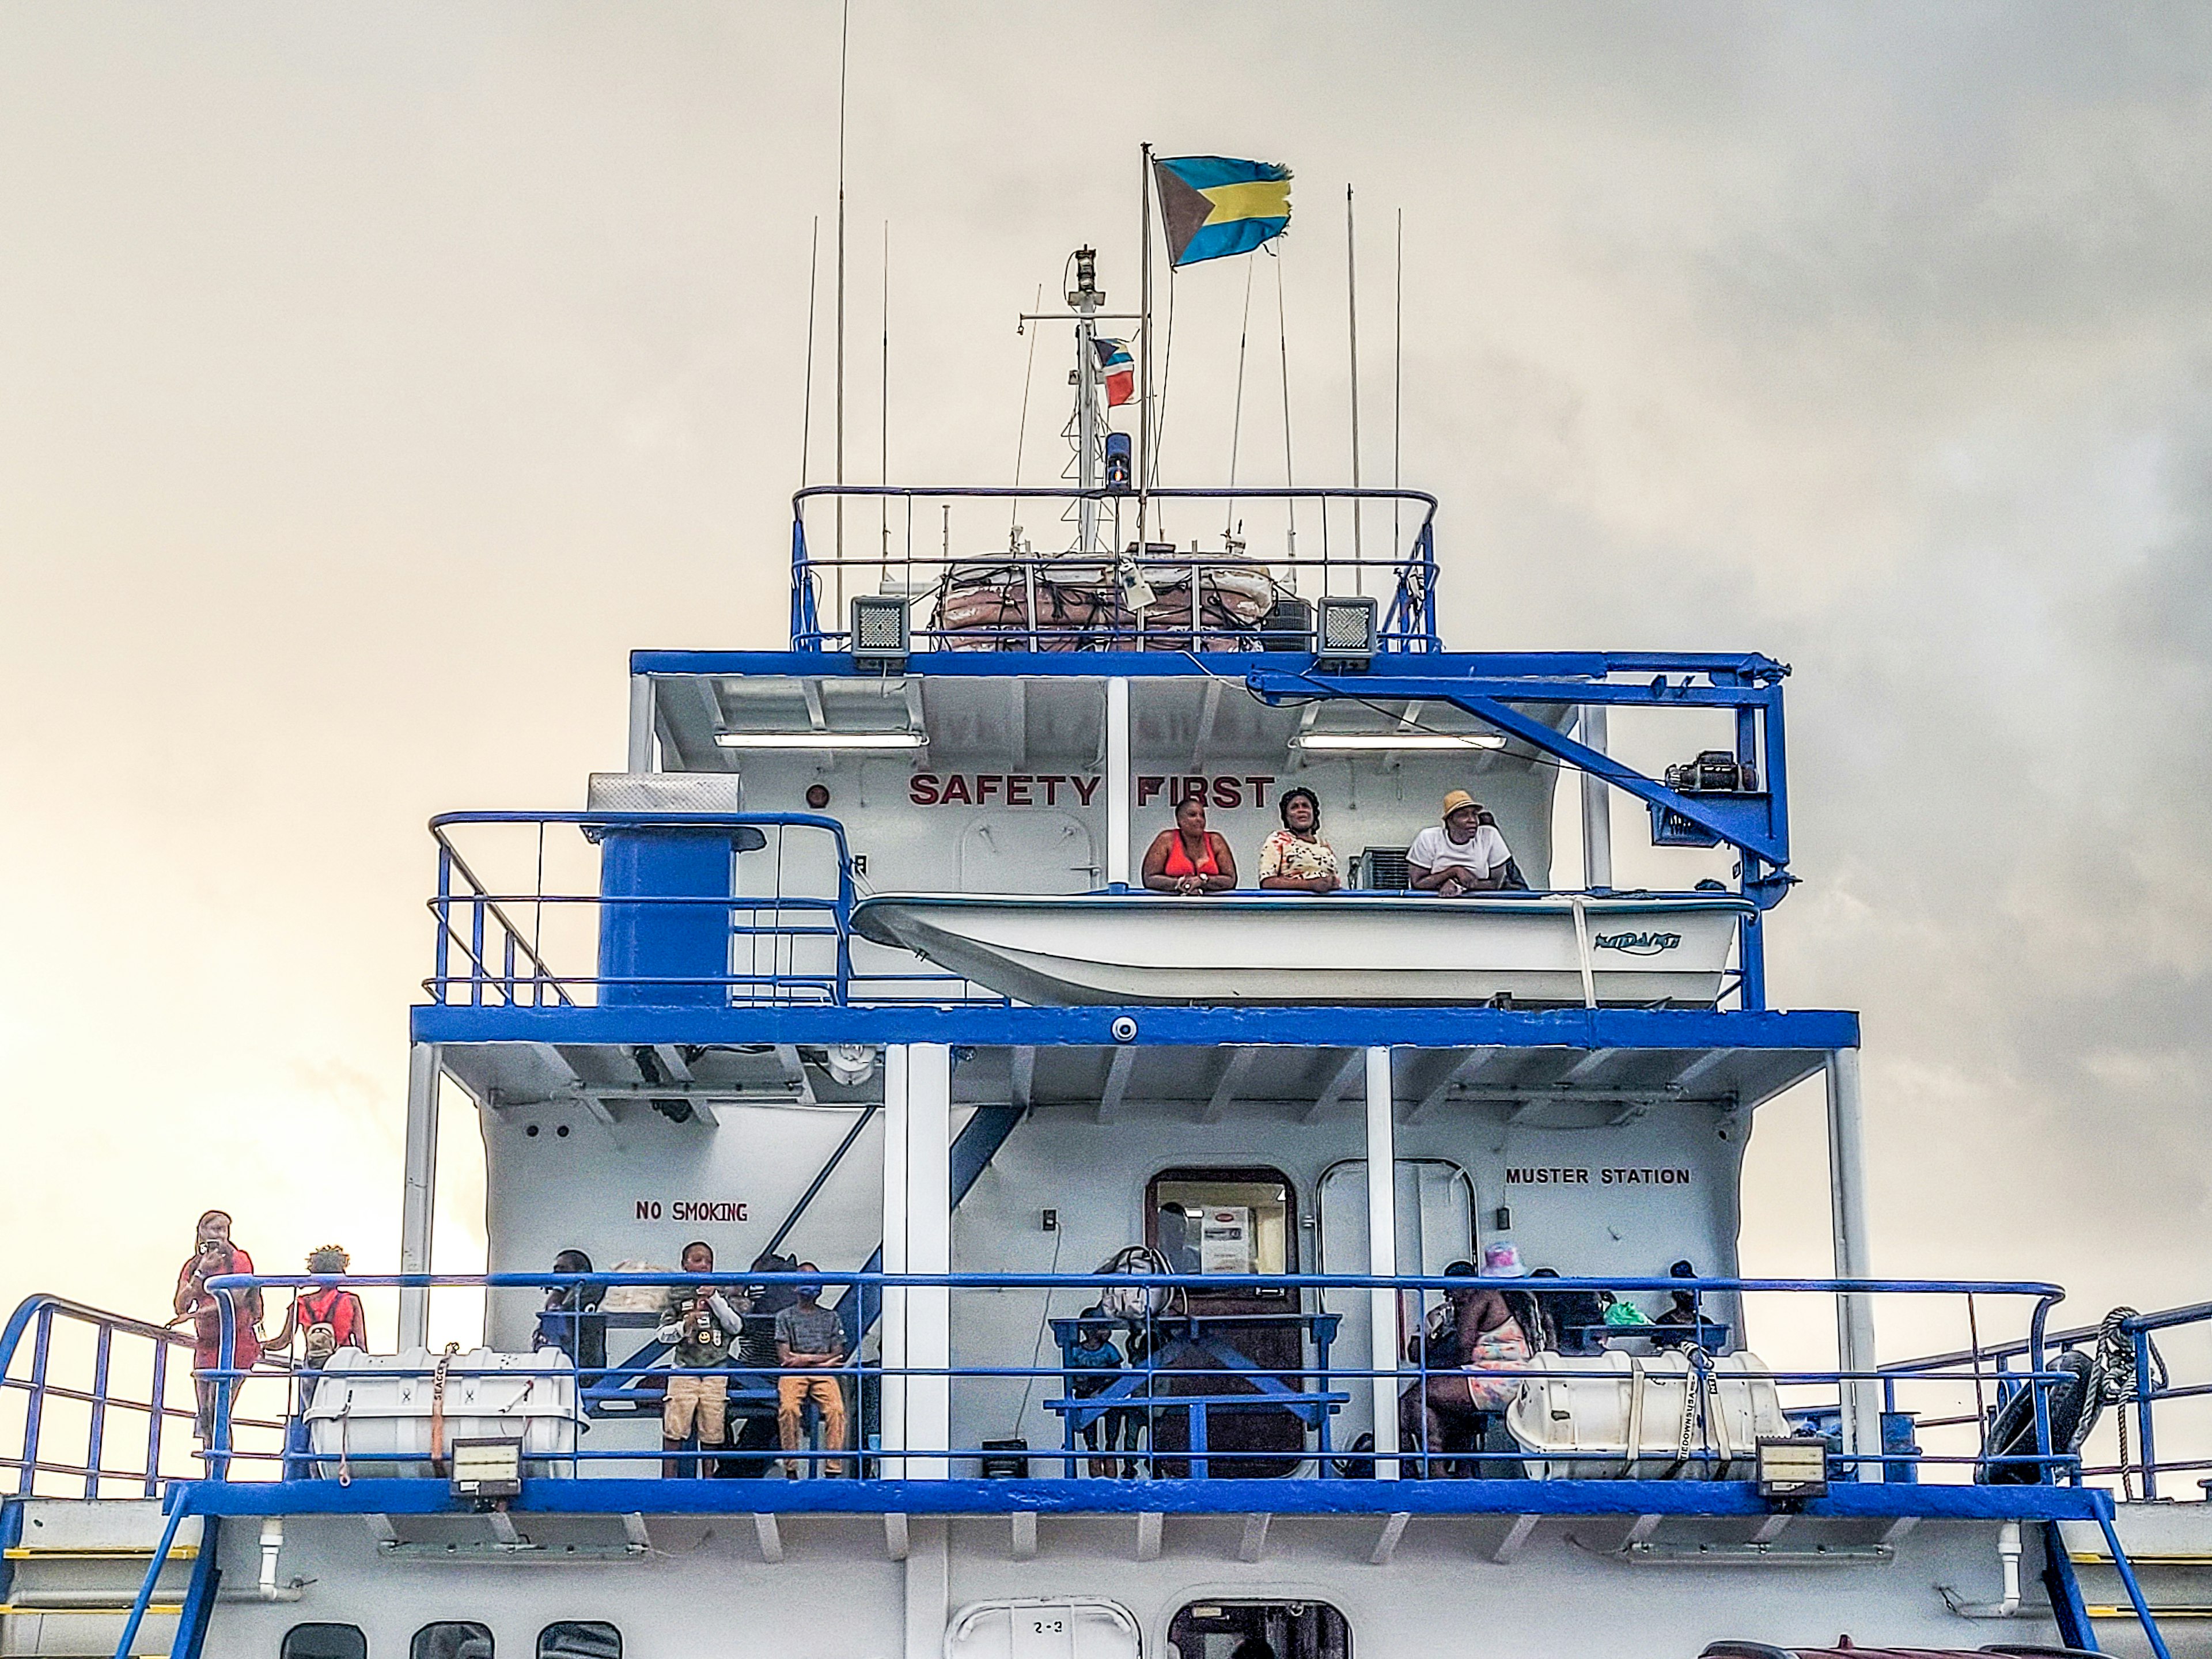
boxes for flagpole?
[1346,183,1362,569]
[1137,142,1153,567]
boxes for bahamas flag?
[1152,156,1293,268]
[1093,338,1135,406]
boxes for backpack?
[295,1286,361,1361]
[1096,1246,1177,1323]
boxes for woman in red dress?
[1140,792,1238,895]
[173,1209,263,1445]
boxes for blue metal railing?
[0,1296,281,1497]
[158,1270,2094,1490]
[1883,1298,2212,1501]
[787,485,1444,654]
[425,810,953,1008]
[425,812,1776,1013]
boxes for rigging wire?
[1393,206,1403,563]
[1009,283,1044,529]
[880,220,891,559]
[834,0,849,567]
[799,216,820,482]
[1150,268,1179,495]
[1224,256,1256,536]
[1016,1224,1067,1432]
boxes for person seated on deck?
[1397,1242,1537,1476]
[1066,1305,1140,1478]
[1652,1259,1709,1343]
[1527,1266,1607,1357]
[1142,792,1238,895]
[656,1241,746,1478]
[774,1266,851,1478]
[172,1209,263,1446]
[1407,790,1513,896]
[1255,786,1342,893]
[533,1249,608,1382]
[267,1245,368,1407]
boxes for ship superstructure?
[2,245,2201,1659]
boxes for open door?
[1142,1169,1304,1477]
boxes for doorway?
[1141,1168,1304,1477]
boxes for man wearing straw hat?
[1408,790,1514,896]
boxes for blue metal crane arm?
[1245,668,1792,884]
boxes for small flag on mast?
[1152,156,1293,268]
[1093,338,1135,407]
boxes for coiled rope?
[2096,1307,2169,1499]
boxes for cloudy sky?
[2,3,2206,1379]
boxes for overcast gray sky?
[2,3,2206,1354]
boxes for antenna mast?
[1070,247,1104,553]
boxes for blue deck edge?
[627,649,1787,682]
[169,1475,2100,1524]
[409,1003,1860,1051]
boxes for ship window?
[1149,1169,1296,1277]
[411,1626,492,1659]
[1168,1600,1350,1659]
[283,1627,366,1659]
[539,1623,620,1658]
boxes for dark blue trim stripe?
[170,1474,2111,1524]
[410,1003,1858,1052]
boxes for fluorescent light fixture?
[713,730,926,750]
[1291,732,1506,752]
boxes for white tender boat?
[851,890,1751,1006]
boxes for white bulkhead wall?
[947,1099,1747,1463]
[702,675,1559,898]
[477,1097,897,1350]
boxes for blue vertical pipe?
[143,1336,169,1498]
[434,846,452,1002]
[19,1306,52,1494]
[85,1323,112,1498]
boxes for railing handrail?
[791,482,1442,516]
[206,1269,2067,1298]
[1,1294,195,1366]
[1883,1296,2212,1373]
[425,811,860,1009]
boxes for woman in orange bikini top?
[1140,792,1239,895]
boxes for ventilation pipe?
[1940,1521,2022,1619]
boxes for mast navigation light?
[1069,245,1102,309]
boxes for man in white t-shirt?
[1407,790,1512,895]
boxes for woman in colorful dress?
[1255,787,1341,893]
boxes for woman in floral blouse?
[1256,787,1342,892]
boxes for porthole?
[1168,1600,1350,1659]
[282,1626,366,1659]
[411,1624,493,1659]
[538,1623,620,1658]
